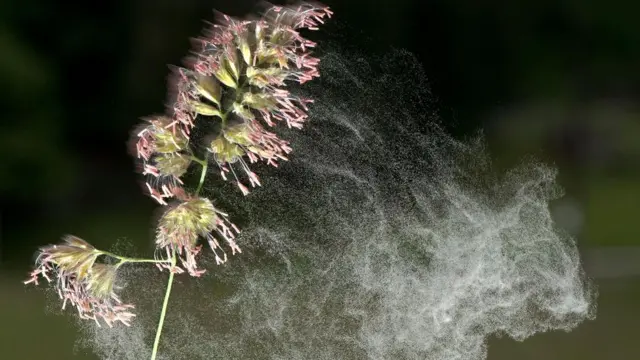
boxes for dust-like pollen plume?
[80,29,596,360]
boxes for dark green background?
[1,0,639,359]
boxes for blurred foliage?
[0,24,76,201]
[586,177,640,246]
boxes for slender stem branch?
[190,156,207,166]
[150,251,177,360]
[97,251,169,265]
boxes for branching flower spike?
[24,235,136,327]
[25,3,331,359]
[133,3,332,273]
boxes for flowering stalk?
[24,3,331,359]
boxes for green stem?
[150,252,177,360]
[149,152,210,360]
[195,152,209,196]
